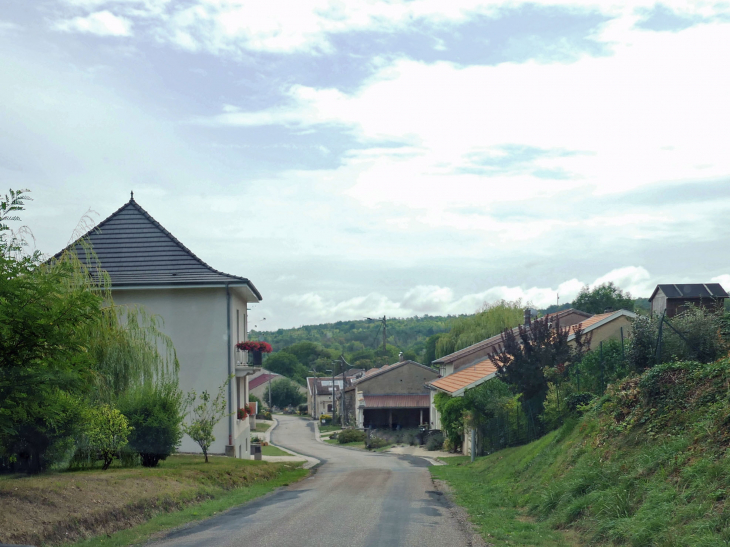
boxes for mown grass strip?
[71,466,308,547]
[261,444,290,457]
[431,452,581,547]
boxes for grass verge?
[431,358,730,547]
[71,465,307,547]
[261,444,290,457]
[431,452,582,546]
[0,455,307,547]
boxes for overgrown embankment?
[0,455,307,547]
[432,357,730,547]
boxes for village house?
[55,195,261,459]
[307,369,363,419]
[248,369,283,404]
[649,283,728,318]
[427,308,637,454]
[344,358,438,429]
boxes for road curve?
[148,415,471,547]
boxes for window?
[327,404,332,412]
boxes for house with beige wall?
[56,195,261,459]
[427,308,637,452]
[344,359,438,429]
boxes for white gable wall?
[112,287,252,457]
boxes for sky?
[1,0,729,330]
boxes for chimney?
[399,351,405,362]
[524,308,531,326]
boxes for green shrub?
[565,392,595,413]
[86,405,131,470]
[367,436,389,449]
[426,431,444,451]
[338,428,366,444]
[117,380,185,467]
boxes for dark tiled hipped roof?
[650,283,728,300]
[55,197,261,298]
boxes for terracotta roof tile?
[428,358,499,395]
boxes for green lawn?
[261,444,290,457]
[250,423,272,433]
[318,424,342,433]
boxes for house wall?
[666,298,726,318]
[429,390,442,430]
[651,289,667,316]
[577,315,633,349]
[446,311,590,373]
[112,287,253,459]
[356,363,438,395]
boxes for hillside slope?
[432,357,730,547]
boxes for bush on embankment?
[433,357,730,547]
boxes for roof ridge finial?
[130,190,135,201]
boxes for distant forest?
[250,314,456,371]
[250,290,665,385]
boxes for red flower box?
[237,404,252,420]
[235,341,273,353]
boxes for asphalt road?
[148,415,473,547]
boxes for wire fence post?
[620,326,625,359]
[600,340,605,393]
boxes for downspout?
[226,284,233,448]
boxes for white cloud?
[199,18,730,230]
[55,10,133,37]
[280,267,651,325]
[711,274,730,290]
[0,21,22,34]
[592,266,652,297]
[59,1,730,55]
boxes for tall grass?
[432,358,730,546]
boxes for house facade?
[427,308,637,453]
[343,359,438,429]
[431,308,592,378]
[57,196,261,459]
[649,283,728,318]
[307,370,363,419]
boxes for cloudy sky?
[2,1,729,330]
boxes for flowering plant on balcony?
[237,404,252,420]
[235,341,272,353]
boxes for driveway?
[148,414,473,547]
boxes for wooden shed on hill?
[649,284,728,318]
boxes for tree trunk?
[203,448,209,463]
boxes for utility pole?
[366,315,388,365]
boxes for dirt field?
[0,455,289,546]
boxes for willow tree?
[436,300,526,359]
[54,239,179,403]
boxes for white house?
[57,195,261,459]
